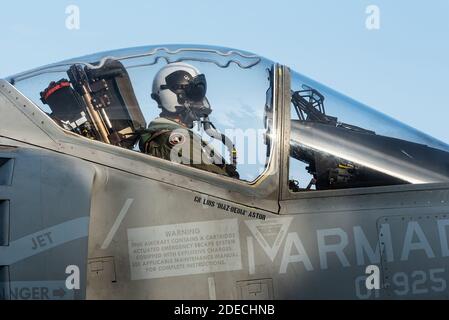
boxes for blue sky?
[0,0,448,143]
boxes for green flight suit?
[139,117,239,178]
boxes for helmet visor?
[186,74,207,102]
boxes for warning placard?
[128,219,242,280]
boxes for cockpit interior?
[6,45,449,192]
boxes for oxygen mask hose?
[202,117,237,167]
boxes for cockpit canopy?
[288,72,449,191]
[7,44,449,190]
[9,45,274,182]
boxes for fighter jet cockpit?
[8,45,274,183]
[6,44,449,193]
[288,72,449,192]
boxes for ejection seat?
[40,59,146,149]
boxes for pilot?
[140,62,239,178]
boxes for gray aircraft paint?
[1,61,449,301]
[0,217,89,265]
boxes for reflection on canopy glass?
[10,45,274,183]
[289,72,449,192]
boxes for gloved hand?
[225,165,240,179]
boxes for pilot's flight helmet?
[151,62,211,126]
